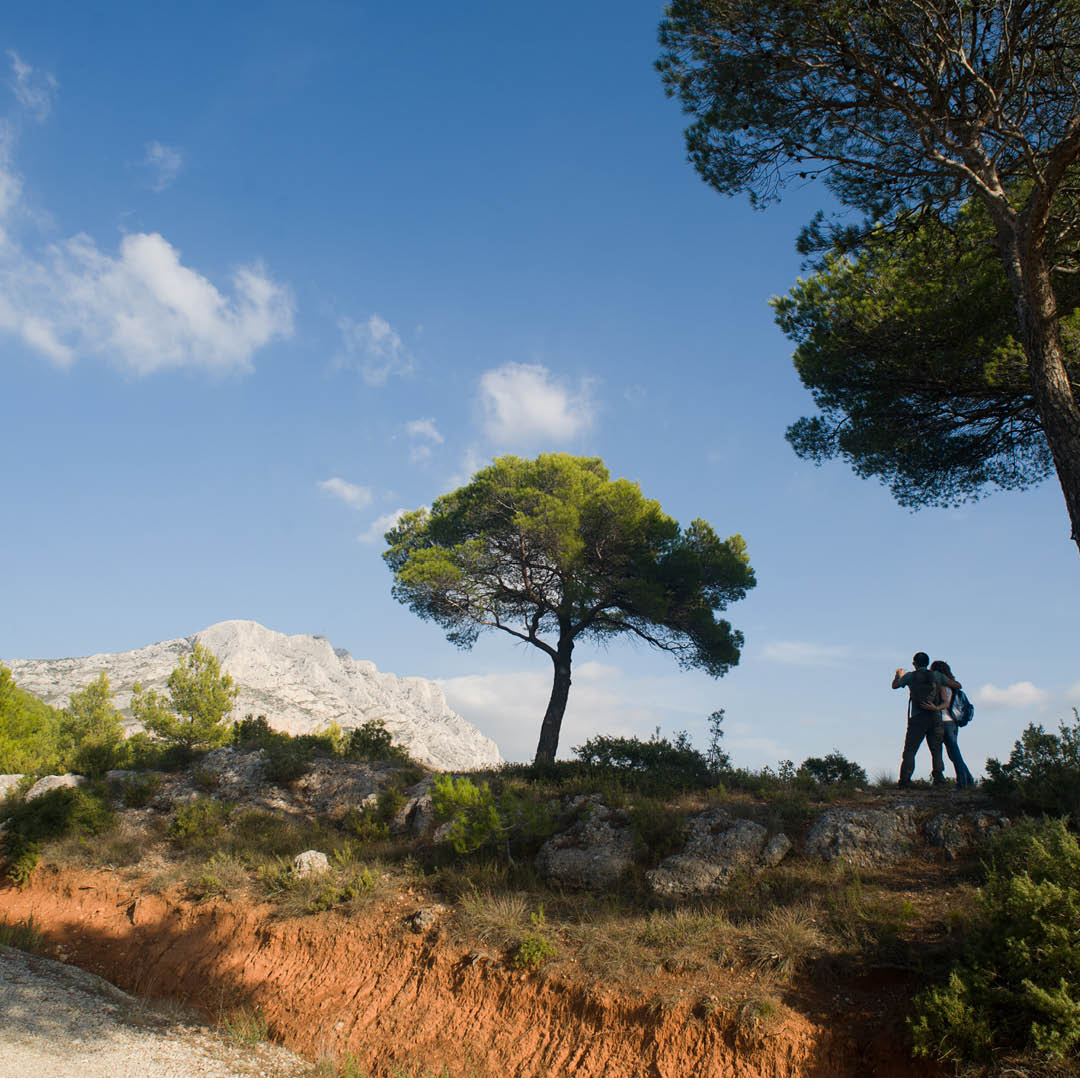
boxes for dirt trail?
[1,867,928,1077]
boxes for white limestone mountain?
[4,620,501,772]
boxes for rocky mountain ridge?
[3,620,501,772]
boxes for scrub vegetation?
[4,660,1080,1075]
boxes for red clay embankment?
[2,866,928,1076]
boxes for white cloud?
[976,681,1049,709]
[8,52,57,122]
[0,111,292,374]
[358,507,409,545]
[761,640,851,667]
[142,141,184,192]
[318,477,372,510]
[1066,681,1080,701]
[0,229,293,374]
[405,418,443,444]
[478,362,594,447]
[439,667,649,763]
[405,417,443,463]
[336,313,414,385]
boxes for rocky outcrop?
[646,809,791,898]
[3,619,501,772]
[534,796,636,889]
[924,809,1010,859]
[25,774,86,801]
[804,806,919,866]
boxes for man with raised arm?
[892,652,962,788]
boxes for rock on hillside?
[3,620,501,772]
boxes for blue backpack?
[949,688,975,727]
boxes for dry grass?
[742,902,826,977]
[456,889,530,947]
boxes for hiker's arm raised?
[892,668,907,689]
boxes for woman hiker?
[926,659,976,789]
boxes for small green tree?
[384,453,755,763]
[0,665,65,775]
[61,672,125,777]
[131,642,238,751]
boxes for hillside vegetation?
[2,663,1080,1076]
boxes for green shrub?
[431,776,554,859]
[345,718,412,764]
[798,751,867,788]
[0,666,67,774]
[432,775,502,854]
[232,713,274,748]
[1,785,115,884]
[984,713,1080,821]
[167,798,231,850]
[571,730,713,793]
[513,907,557,970]
[909,817,1080,1066]
[117,772,162,808]
[263,741,311,784]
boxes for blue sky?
[2,1,1077,776]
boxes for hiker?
[891,652,962,787]
[924,660,976,788]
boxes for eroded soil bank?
[3,867,932,1077]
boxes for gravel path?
[0,946,309,1077]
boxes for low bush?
[572,730,713,793]
[909,816,1080,1067]
[983,712,1080,821]
[167,798,231,851]
[513,907,557,970]
[798,751,867,788]
[0,784,115,885]
[117,772,162,808]
[432,775,502,854]
[431,775,554,859]
[345,718,412,764]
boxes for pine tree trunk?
[533,637,574,765]
[997,222,1080,554]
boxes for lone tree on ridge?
[383,453,755,764]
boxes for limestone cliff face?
[3,619,501,772]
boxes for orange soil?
[3,866,933,1077]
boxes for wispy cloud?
[975,681,1049,709]
[8,51,57,122]
[760,640,851,667]
[405,417,444,462]
[0,78,292,375]
[445,445,484,489]
[438,666,650,763]
[478,362,594,448]
[336,314,414,385]
[358,507,409,545]
[142,140,184,192]
[318,477,372,510]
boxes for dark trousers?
[900,710,945,784]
